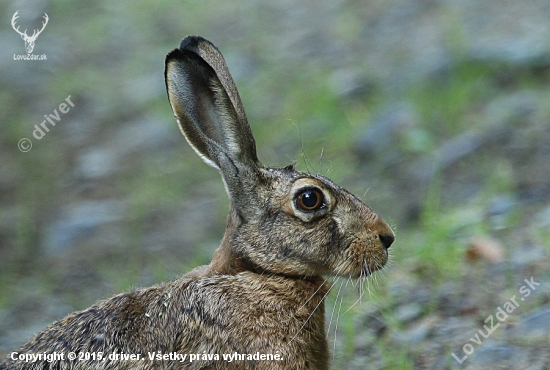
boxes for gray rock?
[456,0,550,66]
[535,205,550,227]
[44,200,125,255]
[331,68,373,99]
[354,103,416,161]
[486,195,517,231]
[355,0,550,89]
[75,117,176,180]
[412,124,511,182]
[508,308,550,341]
[76,147,118,179]
[467,342,520,369]
[392,321,431,344]
[509,245,547,269]
[434,317,480,347]
[394,302,423,323]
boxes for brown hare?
[1,36,394,370]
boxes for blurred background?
[1,0,550,368]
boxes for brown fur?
[0,36,394,370]
[4,264,328,369]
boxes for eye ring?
[295,187,325,212]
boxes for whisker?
[289,254,355,345]
[326,278,345,339]
[344,278,365,315]
[318,148,324,175]
[288,281,336,344]
[359,270,364,306]
[343,261,375,315]
[294,274,333,314]
[333,277,351,352]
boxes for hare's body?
[1,36,394,370]
[8,270,327,369]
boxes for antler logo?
[11,11,49,54]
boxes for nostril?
[379,234,395,250]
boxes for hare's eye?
[296,188,324,211]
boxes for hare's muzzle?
[340,215,395,278]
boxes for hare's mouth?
[334,240,389,278]
[345,257,387,279]
[359,257,387,278]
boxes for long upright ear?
[165,36,260,178]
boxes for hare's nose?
[372,217,395,250]
[379,234,395,250]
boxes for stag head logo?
[11,11,49,54]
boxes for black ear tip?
[165,48,183,63]
[180,36,204,51]
[166,35,206,63]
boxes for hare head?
[165,36,394,280]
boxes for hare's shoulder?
[174,272,328,367]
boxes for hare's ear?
[165,36,260,178]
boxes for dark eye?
[296,188,324,211]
